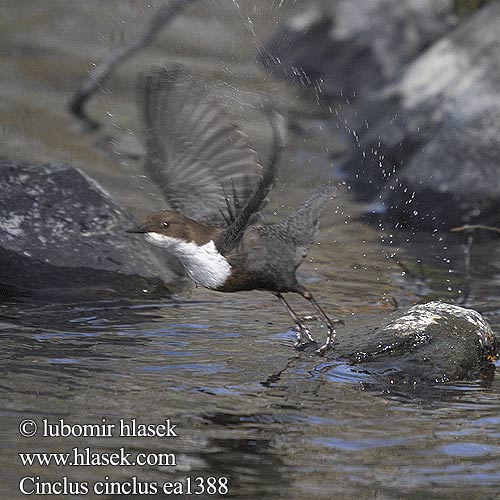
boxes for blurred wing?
[283,183,337,248]
[216,109,286,253]
[141,66,264,228]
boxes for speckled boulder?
[350,301,498,387]
[0,160,187,300]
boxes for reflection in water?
[1,293,499,499]
[0,1,499,499]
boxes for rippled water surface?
[1,2,499,499]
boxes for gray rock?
[265,1,500,230]
[374,3,500,229]
[262,0,456,100]
[341,2,500,229]
[261,11,383,100]
[323,0,455,82]
[0,160,187,300]
[380,108,500,229]
[349,301,498,387]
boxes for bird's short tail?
[284,183,337,247]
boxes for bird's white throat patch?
[146,233,231,289]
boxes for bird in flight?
[128,66,343,354]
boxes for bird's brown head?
[127,210,219,246]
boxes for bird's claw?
[292,317,342,355]
[316,325,337,356]
[293,324,315,349]
[316,342,332,356]
[294,339,314,350]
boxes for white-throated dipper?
[128,67,343,354]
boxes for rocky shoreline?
[263,0,500,231]
[0,160,188,301]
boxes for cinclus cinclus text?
[128,67,343,354]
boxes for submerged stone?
[349,301,498,387]
[0,160,187,301]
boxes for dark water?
[1,2,499,499]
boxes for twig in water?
[451,224,500,304]
[451,225,500,234]
[68,0,200,131]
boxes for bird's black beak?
[126,225,147,234]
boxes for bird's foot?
[294,338,317,350]
[315,327,336,356]
[316,342,333,355]
[293,324,315,349]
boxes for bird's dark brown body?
[128,66,343,353]
[217,226,303,294]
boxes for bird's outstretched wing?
[141,66,264,228]
[215,109,286,254]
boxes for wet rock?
[262,0,456,101]
[266,2,500,230]
[373,2,500,229]
[349,301,498,387]
[0,160,187,301]
[346,2,500,229]
[261,11,383,101]
[380,109,500,230]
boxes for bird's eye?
[163,222,169,227]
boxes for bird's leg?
[273,292,315,348]
[298,287,343,355]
